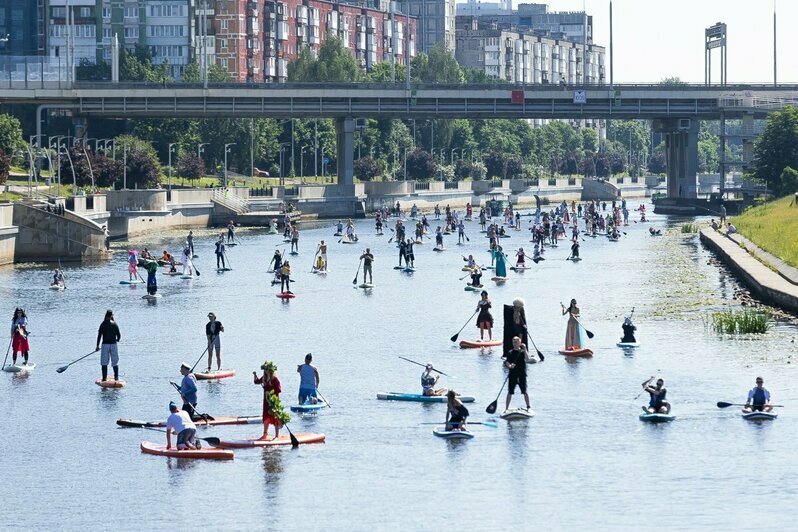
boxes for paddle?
[420,420,498,427]
[316,389,332,408]
[283,422,300,448]
[310,246,320,273]
[189,335,217,373]
[352,257,363,285]
[1,337,11,370]
[223,250,232,270]
[527,337,545,362]
[137,425,221,447]
[55,348,100,373]
[388,228,395,244]
[58,258,67,290]
[574,317,595,339]
[450,309,480,343]
[485,375,509,414]
[398,356,449,376]
[191,258,201,276]
[717,401,784,409]
[634,373,658,401]
[170,381,214,422]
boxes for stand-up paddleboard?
[290,251,299,256]
[140,441,234,460]
[195,370,236,381]
[180,275,194,279]
[510,266,531,272]
[742,411,778,421]
[120,279,144,285]
[2,363,35,373]
[377,392,475,403]
[617,342,640,348]
[433,427,475,440]
[358,283,375,289]
[491,276,510,282]
[118,416,262,428]
[313,269,329,275]
[227,242,238,247]
[162,271,182,276]
[216,267,233,272]
[459,339,502,349]
[95,378,126,388]
[49,284,65,291]
[608,237,620,242]
[456,242,465,246]
[216,433,326,448]
[558,347,593,357]
[289,400,328,413]
[464,285,483,292]
[142,294,162,300]
[192,254,200,258]
[414,240,424,244]
[639,412,675,423]
[500,408,536,420]
[568,257,583,262]
[341,239,358,244]
[403,267,416,273]
[333,232,343,236]
[433,247,445,252]
[276,293,295,299]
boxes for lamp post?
[279,142,290,186]
[223,143,236,188]
[197,142,208,183]
[168,142,179,191]
[300,146,308,179]
[80,142,94,191]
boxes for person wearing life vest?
[642,378,670,414]
[743,377,773,413]
[280,261,292,294]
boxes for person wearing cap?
[620,316,637,344]
[297,353,320,404]
[177,363,199,418]
[253,361,283,440]
[205,313,224,372]
[421,363,445,397]
[95,309,121,381]
[166,401,200,450]
[743,377,773,413]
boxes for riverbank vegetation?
[710,308,771,334]
[733,195,798,268]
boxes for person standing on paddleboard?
[290,224,300,253]
[11,308,30,366]
[445,390,469,431]
[215,237,226,269]
[476,291,493,340]
[186,230,194,256]
[95,309,121,382]
[166,401,200,450]
[405,239,415,268]
[297,353,320,404]
[205,313,224,372]
[177,363,199,419]
[360,248,375,284]
[562,299,584,350]
[570,240,580,260]
[743,377,773,413]
[144,259,159,295]
[435,226,444,249]
[254,361,284,440]
[319,240,328,271]
[503,336,536,412]
[227,220,236,243]
[127,250,138,281]
[280,261,292,294]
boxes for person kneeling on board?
[621,317,637,343]
[166,401,200,450]
[445,390,469,431]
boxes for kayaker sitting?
[166,401,200,450]
[297,353,320,404]
[743,377,773,413]
[642,378,670,414]
[444,390,469,431]
[621,317,637,343]
[421,364,445,397]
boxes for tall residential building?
[0,0,46,56]
[404,0,455,53]
[456,2,593,44]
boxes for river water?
[2,204,797,531]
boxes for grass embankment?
[733,195,798,268]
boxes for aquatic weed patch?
[710,309,771,334]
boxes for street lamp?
[300,146,308,179]
[223,143,236,188]
[122,143,129,189]
[279,142,290,186]
[58,139,77,191]
[168,142,179,191]
[79,142,95,191]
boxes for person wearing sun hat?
[253,360,284,440]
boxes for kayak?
[377,392,475,403]
[216,433,326,449]
[140,441,234,460]
[464,285,483,292]
[195,370,236,381]
[742,411,778,421]
[358,283,375,289]
[117,416,262,428]
[290,400,329,413]
[119,279,144,285]
[460,339,501,349]
[141,294,162,300]
[2,363,35,373]
[433,427,475,440]
[617,342,640,348]
[276,293,295,299]
[95,378,126,388]
[500,408,536,420]
[639,412,676,423]
[558,347,593,357]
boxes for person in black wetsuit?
[398,239,407,267]
[621,317,637,343]
[445,390,469,431]
[504,336,537,412]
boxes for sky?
[534,0,795,84]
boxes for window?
[124,26,139,39]
[124,7,137,19]
[102,7,111,18]
[103,27,111,38]
[79,7,91,17]
[52,7,66,18]
[220,38,228,49]
[221,19,228,31]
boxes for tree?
[92,154,125,188]
[354,157,381,181]
[505,156,524,178]
[780,167,798,195]
[366,62,406,82]
[0,149,10,185]
[125,148,160,188]
[484,151,505,178]
[76,58,111,81]
[582,128,598,154]
[0,114,24,156]
[411,44,464,83]
[454,159,472,180]
[287,37,362,82]
[753,107,798,195]
[405,149,437,180]
[648,145,667,174]
[58,146,94,187]
[176,151,204,181]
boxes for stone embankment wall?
[0,203,18,265]
[12,202,109,262]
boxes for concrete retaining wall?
[12,202,109,262]
[106,190,167,212]
[109,208,211,238]
[0,203,17,265]
[582,178,621,201]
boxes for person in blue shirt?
[176,363,199,419]
[296,353,320,404]
[743,377,772,413]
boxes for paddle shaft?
[717,401,784,408]
[450,308,480,343]
[352,258,363,284]
[189,334,218,373]
[397,356,449,376]
[56,348,100,373]
[573,316,594,339]
[170,382,211,421]
[138,425,221,446]
[1,337,11,370]
[634,374,658,400]
[316,388,332,408]
[486,375,509,414]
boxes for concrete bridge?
[4,82,797,206]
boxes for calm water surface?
[1,204,797,531]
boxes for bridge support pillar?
[654,118,699,199]
[336,117,355,187]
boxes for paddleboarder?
[290,224,300,253]
[406,239,415,268]
[181,246,193,276]
[360,248,375,285]
[205,313,224,372]
[318,240,328,271]
[144,259,159,295]
[10,308,30,366]
[476,291,494,340]
[186,230,194,256]
[177,362,199,418]
[503,336,535,412]
[271,249,283,272]
[435,226,444,249]
[743,377,773,413]
[421,364,445,397]
[215,237,226,269]
[493,246,508,278]
[51,269,65,288]
[444,390,469,431]
[95,309,121,382]
[570,240,580,260]
[254,361,284,440]
[227,220,236,243]
[562,299,584,349]
[127,250,138,281]
[280,261,292,294]
[642,378,670,414]
[297,353,320,404]
[621,316,637,344]
[470,267,483,288]
[166,401,200,450]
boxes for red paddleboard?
[95,378,126,388]
[195,370,236,381]
[216,433,325,449]
[140,441,234,460]
[558,347,593,357]
[459,339,502,349]
[276,293,295,299]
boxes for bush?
[354,156,381,181]
[405,149,437,181]
[471,161,487,181]
[439,164,455,181]
[484,151,505,178]
[0,149,10,185]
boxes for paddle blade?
[482,420,498,428]
[485,400,498,414]
[450,333,459,343]
[585,329,595,339]
[352,277,358,284]
[202,437,221,446]
[56,365,68,373]
[536,349,545,362]
[716,401,735,408]
[290,433,299,448]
